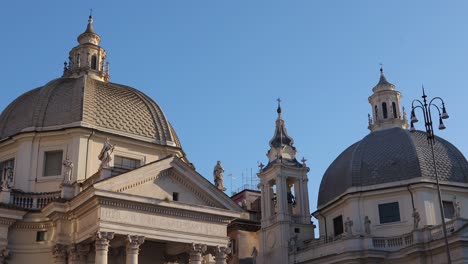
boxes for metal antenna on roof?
[89,8,93,18]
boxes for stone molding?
[0,218,16,226]
[12,221,56,229]
[99,198,232,224]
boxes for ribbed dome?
[318,127,468,207]
[0,76,182,148]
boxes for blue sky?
[1,1,468,224]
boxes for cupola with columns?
[368,67,408,131]
[63,15,110,81]
[257,100,314,264]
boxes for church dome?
[0,76,182,148]
[317,127,468,207]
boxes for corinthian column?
[52,244,67,264]
[214,246,231,264]
[95,231,114,264]
[189,243,207,264]
[126,235,145,264]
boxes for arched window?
[392,102,397,118]
[91,55,97,70]
[382,102,388,119]
[374,105,378,119]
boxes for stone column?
[95,231,114,264]
[213,246,230,264]
[126,235,145,264]
[276,174,287,220]
[69,244,90,264]
[52,244,67,264]
[189,243,206,264]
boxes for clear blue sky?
[1,1,468,223]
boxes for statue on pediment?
[213,161,226,192]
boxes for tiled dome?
[318,127,468,207]
[0,76,182,148]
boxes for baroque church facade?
[1,16,468,264]
[0,16,244,264]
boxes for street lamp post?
[410,87,451,264]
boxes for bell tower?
[257,100,314,264]
[368,67,408,131]
[63,15,110,81]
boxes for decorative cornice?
[13,221,56,229]
[98,198,232,224]
[0,218,16,226]
[228,219,260,233]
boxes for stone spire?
[368,67,408,132]
[266,99,298,164]
[63,15,110,81]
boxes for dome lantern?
[368,67,408,132]
[63,15,109,82]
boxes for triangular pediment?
[94,156,242,212]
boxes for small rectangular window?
[333,215,343,236]
[114,156,141,170]
[36,231,47,242]
[294,228,300,233]
[378,202,401,224]
[173,192,179,201]
[44,151,63,176]
[443,201,455,220]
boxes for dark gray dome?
[318,127,468,207]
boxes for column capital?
[189,243,207,255]
[95,231,114,251]
[126,235,145,252]
[213,245,231,264]
[52,244,68,263]
[188,243,207,264]
[69,244,90,263]
[0,247,9,264]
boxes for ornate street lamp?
[410,87,451,264]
